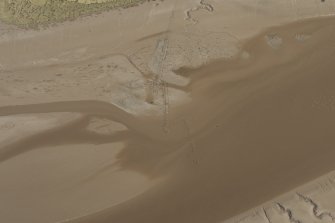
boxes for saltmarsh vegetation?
[0,0,146,29]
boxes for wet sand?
[1,14,335,223]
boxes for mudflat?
[1,1,335,223]
[67,16,335,223]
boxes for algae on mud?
[0,0,146,28]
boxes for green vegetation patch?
[0,0,146,29]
